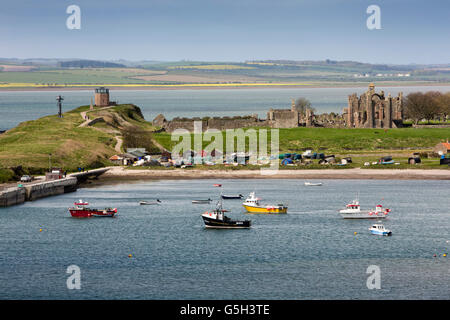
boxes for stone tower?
[291,99,296,112]
[95,87,110,107]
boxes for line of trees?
[404,91,450,124]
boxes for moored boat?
[69,200,117,218]
[201,199,251,229]
[369,223,392,236]
[304,182,323,186]
[139,199,161,205]
[339,199,390,219]
[221,194,243,200]
[242,192,288,214]
[192,198,212,204]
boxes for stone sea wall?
[0,177,78,207]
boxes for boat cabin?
[346,200,360,208]
[244,192,261,205]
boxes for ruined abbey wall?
[153,84,404,132]
[153,114,271,132]
[343,84,403,128]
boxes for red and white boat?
[69,200,117,218]
[339,199,390,219]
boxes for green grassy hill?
[0,104,159,182]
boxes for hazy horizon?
[1,57,449,67]
[1,0,450,64]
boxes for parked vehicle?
[20,175,32,182]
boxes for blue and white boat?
[369,223,392,236]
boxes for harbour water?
[0,178,449,299]
[1,85,450,130]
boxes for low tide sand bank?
[100,167,450,181]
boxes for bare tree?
[294,98,315,115]
[437,92,450,121]
[404,91,441,124]
[423,91,443,122]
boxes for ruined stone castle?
[153,84,404,132]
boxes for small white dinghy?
[139,199,162,205]
[192,198,212,204]
[304,182,323,186]
[369,223,392,236]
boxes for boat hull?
[221,195,243,200]
[340,213,387,219]
[202,215,251,229]
[192,200,211,204]
[243,204,287,214]
[370,230,392,236]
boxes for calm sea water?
[1,86,450,130]
[0,178,449,299]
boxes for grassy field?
[151,126,450,170]
[152,127,450,154]
[0,168,14,183]
[0,68,167,85]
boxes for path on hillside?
[79,110,89,127]
[78,106,162,155]
[115,136,123,153]
[78,106,114,127]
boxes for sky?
[1,0,449,64]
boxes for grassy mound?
[0,104,158,180]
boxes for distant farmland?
[1,60,450,88]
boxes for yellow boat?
[242,192,288,214]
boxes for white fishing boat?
[369,223,392,236]
[339,199,390,219]
[304,182,323,186]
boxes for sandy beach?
[100,166,450,182]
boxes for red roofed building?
[434,141,450,154]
